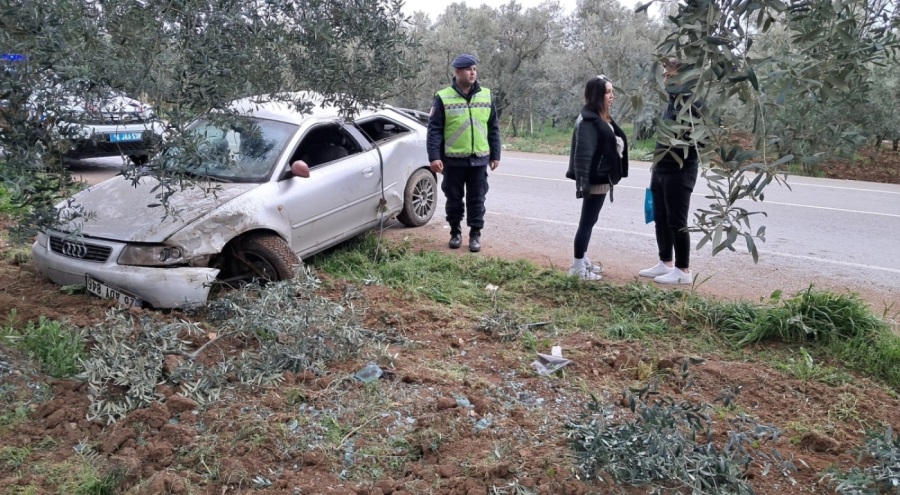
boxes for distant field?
[501,122,656,160]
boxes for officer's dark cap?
[451,54,478,68]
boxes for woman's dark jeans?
[573,193,607,259]
[651,163,698,269]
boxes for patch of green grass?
[0,403,30,432]
[0,184,27,216]
[602,313,668,340]
[0,446,31,473]
[773,347,852,386]
[46,459,123,495]
[2,311,86,378]
[713,287,900,388]
[784,161,827,178]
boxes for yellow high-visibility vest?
[436,86,492,158]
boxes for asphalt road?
[403,151,900,313]
[68,152,900,314]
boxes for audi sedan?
[32,93,437,308]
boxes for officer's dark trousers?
[651,162,698,270]
[441,165,489,233]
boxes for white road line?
[743,201,900,218]
[498,162,900,195]
[486,210,900,274]
[493,172,900,219]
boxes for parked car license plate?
[109,131,142,142]
[85,275,142,307]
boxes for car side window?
[289,124,361,168]
[354,117,411,144]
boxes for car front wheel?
[129,154,149,166]
[396,168,436,227]
[215,233,299,286]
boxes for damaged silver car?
[31,94,437,308]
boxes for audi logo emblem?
[62,241,88,259]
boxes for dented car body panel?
[59,178,260,244]
[32,93,436,308]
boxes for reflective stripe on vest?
[436,86,492,158]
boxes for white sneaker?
[639,261,673,278]
[654,268,692,285]
[583,256,604,274]
[568,264,602,281]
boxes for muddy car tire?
[218,233,299,285]
[397,168,436,227]
[129,154,149,166]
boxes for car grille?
[49,236,112,262]
[67,132,160,159]
[70,112,150,125]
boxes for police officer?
[427,53,501,253]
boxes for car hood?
[62,176,258,243]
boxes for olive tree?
[567,0,664,127]
[0,0,418,232]
[639,0,899,260]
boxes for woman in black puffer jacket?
[565,75,629,280]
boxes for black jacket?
[654,80,702,170]
[566,105,629,197]
[426,79,501,167]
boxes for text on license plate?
[110,131,142,142]
[85,275,142,307]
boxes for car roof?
[227,92,380,125]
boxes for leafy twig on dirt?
[79,268,380,423]
[566,384,787,494]
[825,426,900,494]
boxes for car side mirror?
[290,160,310,178]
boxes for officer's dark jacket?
[426,79,501,167]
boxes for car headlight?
[36,232,48,248]
[118,244,185,267]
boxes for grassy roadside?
[312,233,900,390]
[2,230,899,493]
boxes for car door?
[278,122,382,257]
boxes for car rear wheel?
[216,233,299,286]
[396,168,436,227]
[129,154,149,165]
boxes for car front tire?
[129,154,149,166]
[217,233,299,285]
[396,168,436,227]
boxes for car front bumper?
[32,233,218,309]
[63,121,165,159]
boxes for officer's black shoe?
[468,235,481,253]
[449,233,462,249]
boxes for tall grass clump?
[712,287,900,388]
[1,311,85,378]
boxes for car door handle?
[362,167,374,178]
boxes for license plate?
[109,131,142,142]
[85,275,142,307]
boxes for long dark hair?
[584,75,612,122]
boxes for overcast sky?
[400,0,646,20]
